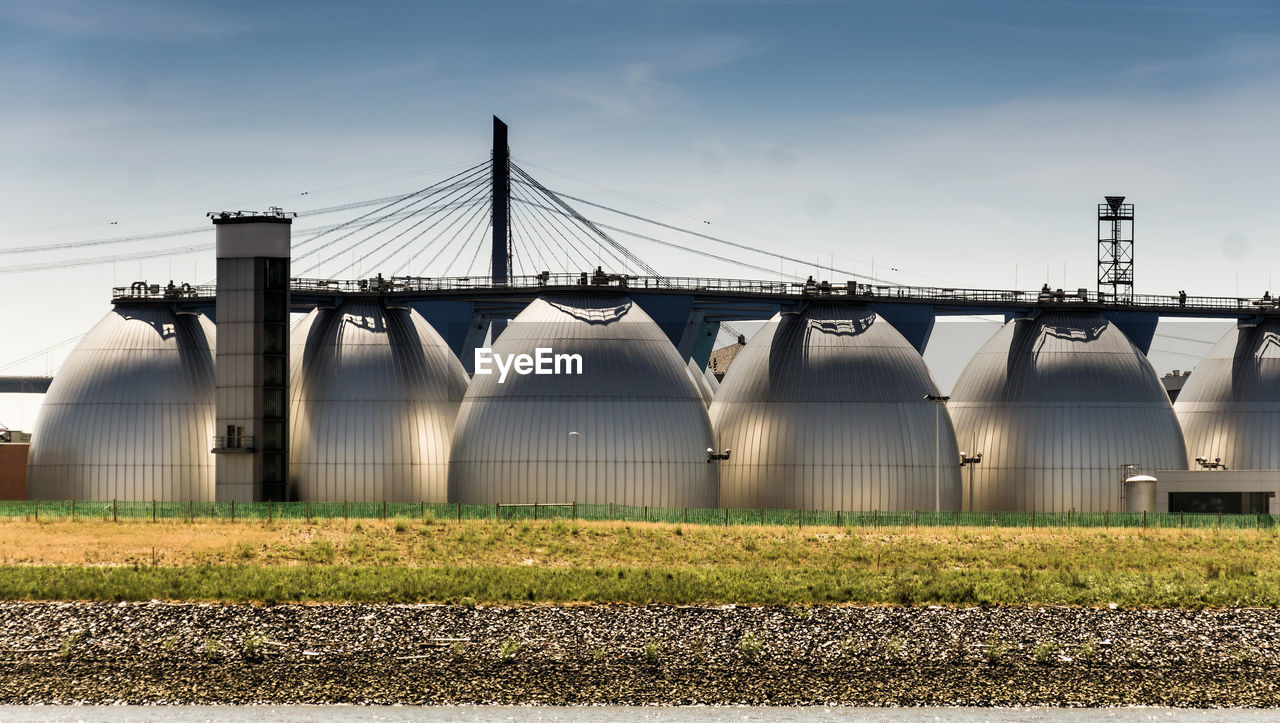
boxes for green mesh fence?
[0,500,1275,530]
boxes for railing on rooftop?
[111,273,1280,313]
[112,281,216,302]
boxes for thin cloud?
[537,34,756,115]
[0,0,254,42]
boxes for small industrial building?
[1149,470,1280,514]
[0,429,31,500]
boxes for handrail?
[109,273,1278,314]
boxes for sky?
[1,0,1278,427]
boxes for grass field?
[2,517,1279,607]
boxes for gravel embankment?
[2,602,1279,706]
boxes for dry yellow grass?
[3,518,1280,605]
[1,517,1276,574]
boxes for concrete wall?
[1152,469,1280,514]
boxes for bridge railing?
[112,281,217,302]
[110,272,1276,314]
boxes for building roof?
[708,334,747,378]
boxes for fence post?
[72,499,76,522]
[644,506,648,523]
[534,503,539,520]
[1180,512,1183,529]
[724,508,729,526]
[954,509,959,527]
[189,500,194,522]
[1104,510,1108,528]
[112,499,116,523]
[382,500,387,520]
[573,502,577,520]
[494,503,499,521]
[836,510,842,527]
[231,500,236,523]
[683,507,688,524]
[874,510,878,529]
[1032,510,1036,528]
[306,500,311,523]
[34,500,38,522]
[457,501,462,522]
[343,500,348,522]
[421,501,425,522]
[1143,510,1148,529]
[609,502,613,520]
[914,510,918,527]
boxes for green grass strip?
[7,564,1280,608]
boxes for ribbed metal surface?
[27,306,217,501]
[687,358,715,407]
[448,294,718,507]
[1175,319,1280,469]
[288,300,469,502]
[949,310,1186,512]
[710,303,960,511]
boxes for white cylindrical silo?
[949,310,1186,512]
[448,294,717,508]
[710,303,961,511]
[1174,319,1280,470]
[288,299,469,502]
[27,305,217,501]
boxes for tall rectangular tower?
[211,210,292,502]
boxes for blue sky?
[1,0,1277,426]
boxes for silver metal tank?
[288,299,469,502]
[1124,474,1158,513]
[710,303,961,511]
[949,310,1186,512]
[1174,319,1280,469]
[448,294,718,507]
[26,306,217,501]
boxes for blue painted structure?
[105,275,1280,372]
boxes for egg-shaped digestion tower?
[448,294,718,508]
[26,306,217,501]
[288,299,469,502]
[948,310,1186,512]
[1174,319,1280,469]
[710,303,961,511]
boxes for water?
[0,707,1269,722]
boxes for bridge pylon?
[491,116,511,285]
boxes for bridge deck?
[112,273,1280,319]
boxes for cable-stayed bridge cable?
[298,164,489,274]
[330,176,491,278]
[512,164,661,278]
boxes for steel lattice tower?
[1097,195,1134,301]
